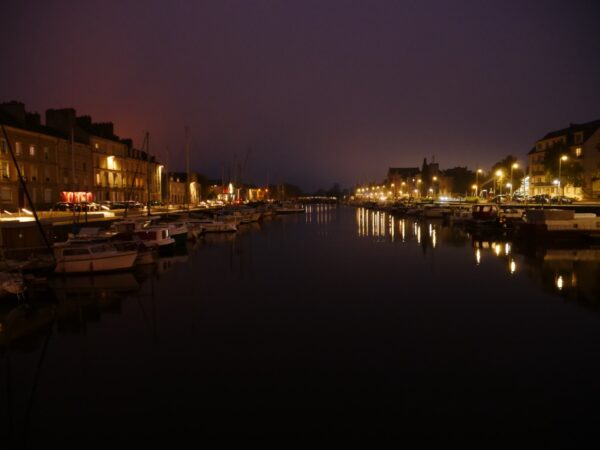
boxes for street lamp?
[475,169,482,197]
[495,170,504,195]
[558,155,568,196]
[510,163,518,196]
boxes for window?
[1,162,9,179]
[45,167,51,182]
[31,166,38,181]
[1,187,11,202]
[575,147,582,157]
[0,139,7,154]
[43,147,49,159]
[29,145,36,156]
[15,142,22,156]
[44,188,52,203]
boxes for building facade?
[0,102,163,211]
[527,120,600,199]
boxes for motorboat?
[53,242,138,274]
[516,209,600,242]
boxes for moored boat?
[53,242,138,274]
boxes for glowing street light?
[495,169,504,195]
[475,169,482,197]
[558,155,568,196]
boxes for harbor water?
[2,204,600,441]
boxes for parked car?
[528,194,551,204]
[53,202,74,211]
[550,195,574,204]
[491,195,508,204]
[73,201,100,212]
[511,194,526,203]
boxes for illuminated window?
[29,145,36,156]
[95,173,100,185]
[1,162,9,178]
[15,142,22,155]
[0,139,7,154]
[575,147,582,157]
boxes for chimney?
[46,108,76,134]
[0,101,27,125]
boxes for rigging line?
[1,124,55,258]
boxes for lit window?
[575,147,582,157]
[1,162,9,178]
[29,145,36,156]
[43,147,49,159]
[0,139,7,154]
[15,142,22,155]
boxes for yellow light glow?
[510,259,516,274]
[496,170,503,177]
[561,155,568,161]
[476,249,481,265]
[494,243,501,256]
[556,275,564,290]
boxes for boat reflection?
[472,236,600,310]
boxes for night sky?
[2,0,599,192]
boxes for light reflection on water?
[2,204,600,440]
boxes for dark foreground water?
[2,205,600,442]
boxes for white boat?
[53,242,138,274]
[516,209,600,241]
[448,205,473,224]
[148,220,188,246]
[187,218,237,233]
[134,226,176,252]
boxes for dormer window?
[575,147,582,157]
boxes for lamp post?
[475,169,482,197]
[495,170,503,195]
[510,163,518,196]
[432,176,438,197]
[558,155,568,196]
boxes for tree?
[490,155,525,192]
[442,166,474,196]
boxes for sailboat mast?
[185,126,190,212]
[146,131,151,217]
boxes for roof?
[538,119,600,143]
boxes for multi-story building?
[528,120,600,199]
[0,101,164,211]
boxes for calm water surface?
[2,205,600,441]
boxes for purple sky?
[2,0,599,192]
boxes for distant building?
[528,120,600,199]
[386,167,421,197]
